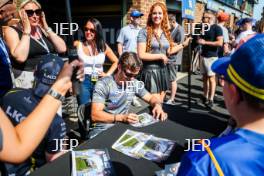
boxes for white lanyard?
[31,28,50,53]
[86,43,97,71]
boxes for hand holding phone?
[68,47,82,95]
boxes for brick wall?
[194,2,205,23]
[229,14,235,30]
[127,0,165,26]
[124,1,239,72]
[125,1,206,72]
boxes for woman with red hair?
[137,2,190,102]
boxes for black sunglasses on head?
[84,27,96,33]
[123,69,138,78]
[25,9,42,17]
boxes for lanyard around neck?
[85,42,97,70]
[154,31,163,51]
[31,28,50,53]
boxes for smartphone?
[67,46,81,95]
[68,47,78,63]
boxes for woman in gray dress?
[137,2,189,102]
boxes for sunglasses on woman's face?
[25,9,42,17]
[84,27,96,33]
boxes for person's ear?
[228,84,241,105]
[117,64,122,72]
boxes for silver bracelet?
[47,88,65,102]
[23,32,30,36]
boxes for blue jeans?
[77,75,95,105]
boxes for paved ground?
[175,72,229,118]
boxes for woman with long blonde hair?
[4,0,66,88]
[137,2,190,102]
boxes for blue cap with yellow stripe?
[212,34,264,101]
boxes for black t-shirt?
[10,26,56,71]
[201,24,223,57]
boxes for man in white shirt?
[234,18,256,48]
[117,10,143,56]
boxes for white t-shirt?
[77,42,105,75]
[117,24,141,53]
[235,30,255,44]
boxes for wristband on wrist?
[23,32,30,36]
[155,102,162,107]
[113,114,117,123]
[47,88,65,102]
[46,27,53,33]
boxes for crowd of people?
[192,11,264,109]
[0,0,84,175]
[0,0,264,175]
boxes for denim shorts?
[77,75,96,105]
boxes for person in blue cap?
[1,55,67,175]
[234,18,256,48]
[117,9,144,56]
[177,34,264,175]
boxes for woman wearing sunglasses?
[74,18,118,105]
[4,0,66,88]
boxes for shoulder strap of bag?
[198,139,224,176]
